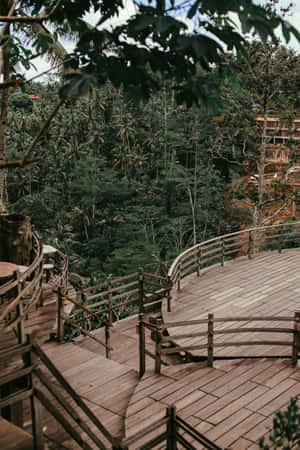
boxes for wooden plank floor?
[124,249,300,449]
[163,249,300,359]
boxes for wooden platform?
[163,249,300,359]
[123,249,300,448]
[2,249,300,449]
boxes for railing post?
[279,225,284,254]
[15,270,25,344]
[139,313,145,378]
[167,276,172,313]
[177,263,181,291]
[27,334,44,450]
[57,287,64,342]
[248,231,253,259]
[166,406,177,450]
[112,436,126,449]
[292,311,300,366]
[138,268,144,314]
[81,289,87,332]
[105,324,111,359]
[197,247,201,277]
[155,319,162,374]
[221,239,225,267]
[207,313,214,368]
[107,279,113,324]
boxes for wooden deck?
[2,248,300,448]
[124,249,300,448]
[164,249,300,359]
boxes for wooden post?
[167,276,172,313]
[166,406,177,450]
[57,287,64,342]
[81,289,87,332]
[15,270,25,344]
[112,436,126,449]
[292,311,300,366]
[139,313,145,378]
[207,313,214,368]
[107,279,113,324]
[221,239,225,267]
[27,335,44,449]
[138,268,144,314]
[248,231,253,259]
[197,247,201,277]
[279,225,284,254]
[155,319,162,374]
[105,324,111,360]
[177,263,181,291]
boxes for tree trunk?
[0,214,32,265]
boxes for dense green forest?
[4,41,300,286]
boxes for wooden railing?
[0,334,118,449]
[0,233,69,346]
[0,231,44,344]
[138,312,300,375]
[58,269,171,357]
[0,334,223,449]
[122,405,224,450]
[168,222,300,293]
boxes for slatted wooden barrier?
[168,222,300,294]
[122,406,224,450]
[139,312,300,375]
[58,269,171,357]
[0,334,118,449]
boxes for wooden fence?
[0,334,225,449]
[168,222,300,293]
[138,312,300,376]
[0,232,68,345]
[121,405,224,450]
[58,269,171,357]
[0,334,118,450]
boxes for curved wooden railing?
[0,232,69,345]
[0,231,43,343]
[168,222,300,293]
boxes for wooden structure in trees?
[256,115,300,164]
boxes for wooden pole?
[177,263,181,291]
[107,279,113,324]
[57,287,64,342]
[15,270,25,344]
[81,289,87,332]
[292,311,300,366]
[197,247,201,277]
[166,406,177,450]
[105,324,111,360]
[221,239,225,267]
[138,268,144,314]
[139,313,145,378]
[167,276,172,313]
[155,319,162,374]
[207,313,214,368]
[27,335,44,449]
[279,225,284,254]
[248,231,253,259]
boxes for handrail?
[60,292,112,328]
[168,222,300,292]
[138,312,300,375]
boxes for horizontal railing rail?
[138,312,300,375]
[0,232,44,345]
[168,222,300,294]
[0,233,69,346]
[60,269,171,358]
